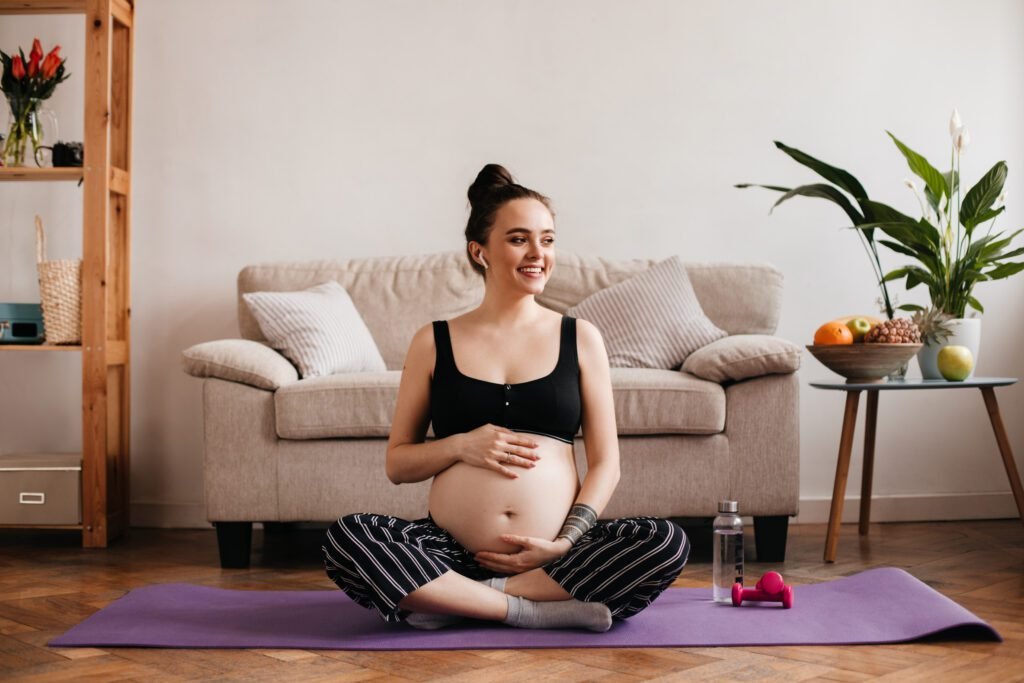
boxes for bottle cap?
[718,500,739,513]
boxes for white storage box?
[0,453,82,525]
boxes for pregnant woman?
[322,164,690,631]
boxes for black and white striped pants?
[322,512,690,624]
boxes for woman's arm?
[568,318,621,515]
[386,324,461,484]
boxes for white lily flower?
[949,108,963,137]
[955,126,971,153]
[903,178,916,189]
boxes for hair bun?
[467,164,516,207]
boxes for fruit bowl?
[806,343,923,383]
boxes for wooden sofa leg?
[753,516,789,562]
[215,522,252,569]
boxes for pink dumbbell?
[731,571,794,608]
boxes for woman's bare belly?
[428,433,580,554]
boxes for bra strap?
[561,315,578,369]
[432,321,456,374]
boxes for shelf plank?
[0,344,82,352]
[0,167,84,181]
[0,0,85,14]
[0,523,82,529]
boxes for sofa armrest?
[182,339,298,390]
[681,334,800,383]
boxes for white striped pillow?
[566,255,727,369]
[242,281,386,379]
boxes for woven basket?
[35,215,82,345]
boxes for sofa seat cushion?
[609,368,725,435]
[275,368,725,440]
[275,371,403,439]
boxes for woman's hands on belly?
[429,432,579,555]
[451,424,542,479]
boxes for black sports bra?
[430,316,582,444]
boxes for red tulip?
[40,46,62,80]
[28,38,43,77]
[11,55,25,80]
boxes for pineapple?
[864,317,921,344]
[911,307,955,346]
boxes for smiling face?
[472,198,556,292]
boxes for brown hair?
[464,164,553,277]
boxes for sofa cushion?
[608,368,725,434]
[682,334,801,383]
[275,371,403,439]
[566,255,727,369]
[182,339,298,390]
[275,368,725,440]
[243,281,386,379]
[539,251,784,336]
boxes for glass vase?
[2,96,58,167]
[887,360,908,382]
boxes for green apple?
[846,317,872,342]
[937,345,974,381]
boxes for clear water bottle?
[712,500,744,603]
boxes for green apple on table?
[845,317,872,343]
[937,345,974,381]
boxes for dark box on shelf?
[0,453,81,525]
[0,303,45,344]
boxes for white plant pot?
[917,318,981,379]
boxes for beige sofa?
[183,250,800,568]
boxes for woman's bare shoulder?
[573,318,608,364]
[404,322,437,372]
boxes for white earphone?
[477,254,489,269]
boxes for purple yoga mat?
[49,567,999,650]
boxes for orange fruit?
[813,321,854,345]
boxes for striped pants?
[321,513,690,624]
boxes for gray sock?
[480,576,508,592]
[502,595,613,632]
[405,577,508,630]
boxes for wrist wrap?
[556,503,598,545]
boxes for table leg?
[859,391,878,536]
[980,387,1024,525]
[825,390,861,563]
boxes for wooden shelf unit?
[1,0,134,548]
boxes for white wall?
[2,0,1022,527]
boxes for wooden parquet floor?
[1,519,1023,682]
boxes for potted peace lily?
[738,110,1022,379]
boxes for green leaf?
[882,267,913,282]
[878,239,919,259]
[855,220,940,252]
[925,170,959,214]
[967,296,984,313]
[966,205,1006,230]
[986,261,1024,280]
[887,131,948,202]
[769,183,865,225]
[960,161,1008,232]
[994,246,1024,261]
[734,184,791,192]
[897,303,925,311]
[981,228,1024,259]
[773,141,868,199]
[859,199,918,225]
